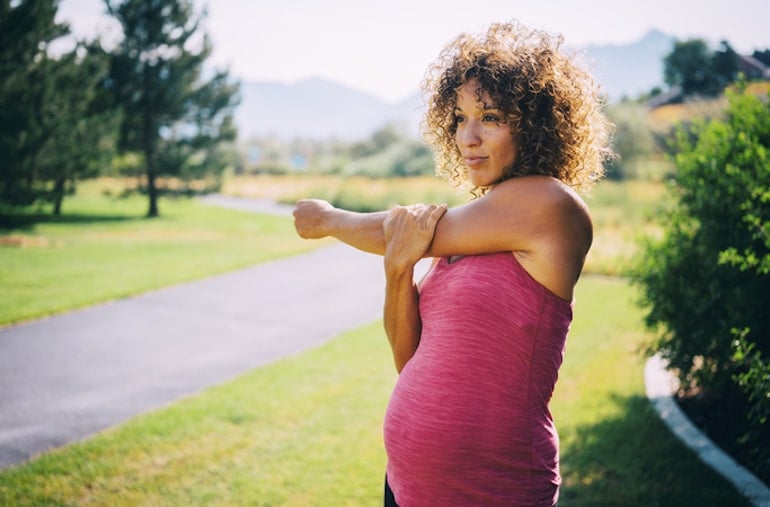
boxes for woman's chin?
[470,175,494,188]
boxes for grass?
[584,179,667,276]
[0,277,750,506]
[0,181,323,326]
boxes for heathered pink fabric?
[383,252,572,507]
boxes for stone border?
[645,355,770,507]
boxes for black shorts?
[384,475,399,507]
[383,474,558,506]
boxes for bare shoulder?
[490,177,593,299]
[491,175,593,251]
[428,175,592,260]
[490,176,591,225]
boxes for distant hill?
[234,30,676,141]
[234,78,421,141]
[584,29,674,101]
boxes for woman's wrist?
[321,206,343,238]
[384,254,416,279]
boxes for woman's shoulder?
[428,175,592,260]
[489,176,589,215]
[491,175,592,245]
[490,177,593,300]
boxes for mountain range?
[234,29,675,141]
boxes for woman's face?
[453,80,518,188]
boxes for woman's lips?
[464,156,487,168]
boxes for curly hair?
[421,21,614,195]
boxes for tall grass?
[223,174,468,211]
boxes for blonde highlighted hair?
[421,21,614,194]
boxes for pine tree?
[0,1,116,213]
[0,0,68,206]
[105,0,239,217]
[35,44,119,215]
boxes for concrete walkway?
[1,197,425,470]
[646,355,770,507]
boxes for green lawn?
[0,277,750,506]
[0,187,322,325]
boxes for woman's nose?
[457,121,481,147]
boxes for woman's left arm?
[383,262,420,373]
[383,204,446,372]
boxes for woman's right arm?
[294,177,587,261]
[293,199,387,255]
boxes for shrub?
[631,85,769,474]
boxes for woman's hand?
[384,204,447,271]
[293,199,336,239]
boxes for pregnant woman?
[293,20,613,507]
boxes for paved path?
[0,196,426,470]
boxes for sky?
[57,0,770,104]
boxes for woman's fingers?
[384,204,447,266]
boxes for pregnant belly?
[383,364,531,481]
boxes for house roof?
[737,54,770,79]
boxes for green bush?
[342,138,433,178]
[631,85,769,478]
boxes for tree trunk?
[52,176,65,216]
[146,162,159,218]
[143,109,159,218]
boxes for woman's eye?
[454,115,466,123]
[483,114,500,122]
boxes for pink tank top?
[383,253,572,507]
